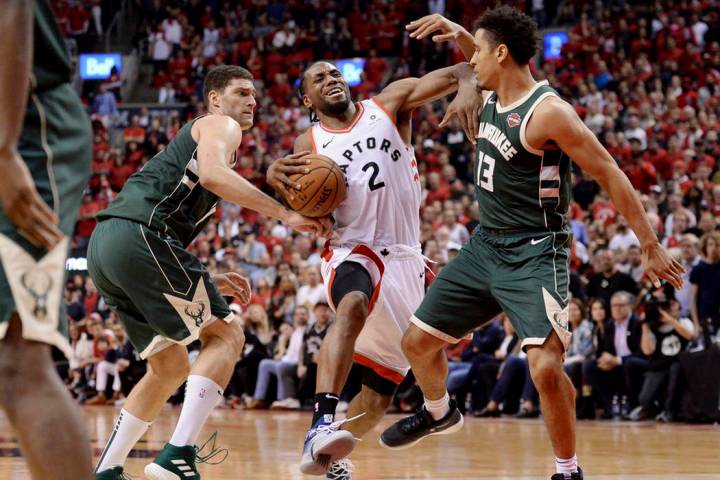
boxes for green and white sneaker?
[95,466,131,479]
[144,433,228,480]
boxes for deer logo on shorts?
[20,271,52,320]
[184,301,206,327]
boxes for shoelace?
[326,458,355,480]
[194,431,229,465]
[315,412,366,438]
[399,409,431,434]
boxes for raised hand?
[406,13,464,42]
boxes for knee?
[360,388,393,417]
[149,348,191,383]
[528,353,564,393]
[203,319,245,361]
[335,292,369,334]
[401,326,444,360]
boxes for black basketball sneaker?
[550,467,584,479]
[379,399,464,449]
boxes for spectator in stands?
[586,249,640,303]
[689,231,720,341]
[617,245,644,283]
[578,298,609,418]
[583,291,647,418]
[296,266,326,315]
[676,234,701,318]
[297,302,333,405]
[247,306,309,409]
[446,319,504,408]
[564,299,595,397]
[91,84,118,125]
[629,298,695,421]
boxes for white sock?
[169,375,223,447]
[96,409,151,473]
[424,392,450,421]
[556,454,578,476]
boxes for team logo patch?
[507,112,522,128]
[21,271,52,320]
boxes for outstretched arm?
[375,62,475,115]
[531,98,684,289]
[193,115,327,236]
[406,14,475,61]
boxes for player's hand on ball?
[439,82,483,145]
[0,148,63,249]
[641,242,685,290]
[406,13,463,42]
[214,272,252,305]
[267,151,312,199]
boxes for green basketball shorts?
[0,84,91,358]
[413,228,572,351]
[87,217,233,359]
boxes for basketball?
[282,154,347,217]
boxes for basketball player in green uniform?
[381,8,684,479]
[89,65,329,480]
[0,1,93,478]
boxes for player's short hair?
[203,65,253,102]
[475,6,539,65]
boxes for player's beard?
[322,96,351,116]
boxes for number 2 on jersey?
[476,152,495,192]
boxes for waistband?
[477,226,569,237]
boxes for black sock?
[311,392,340,426]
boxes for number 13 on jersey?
[476,152,496,192]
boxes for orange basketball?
[282,154,347,217]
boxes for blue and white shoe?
[299,414,362,475]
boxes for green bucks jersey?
[98,117,233,247]
[34,0,73,92]
[474,81,571,232]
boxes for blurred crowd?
[57,0,720,422]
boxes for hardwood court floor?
[1,406,719,479]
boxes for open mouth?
[324,86,345,99]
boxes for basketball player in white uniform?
[267,60,480,478]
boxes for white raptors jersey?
[309,98,421,248]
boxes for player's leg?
[493,231,581,479]
[343,369,396,438]
[381,239,500,448]
[144,317,244,480]
[300,261,374,475]
[0,315,93,480]
[526,332,576,456]
[95,343,190,476]
[314,262,373,417]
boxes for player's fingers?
[646,269,661,289]
[432,33,456,42]
[282,165,311,175]
[438,108,455,128]
[465,109,475,142]
[31,194,60,225]
[279,158,312,168]
[288,150,311,159]
[470,109,479,145]
[411,21,437,39]
[660,267,683,290]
